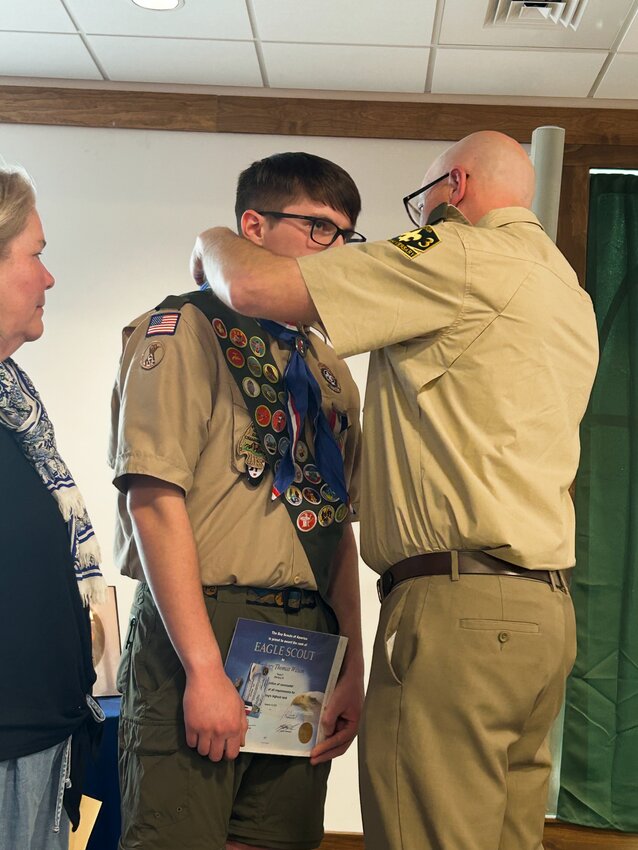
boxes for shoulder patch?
[145,311,181,337]
[388,226,441,259]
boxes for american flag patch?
[146,312,180,337]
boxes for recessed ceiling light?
[131,0,185,10]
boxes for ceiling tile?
[594,53,638,97]
[262,43,429,92]
[439,0,634,50]
[432,48,606,97]
[88,35,262,86]
[618,5,638,51]
[65,0,252,40]
[0,0,75,33]
[0,32,101,79]
[252,0,436,45]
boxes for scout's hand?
[183,667,248,762]
[309,671,364,765]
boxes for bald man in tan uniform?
[190,132,599,850]
[110,152,366,850]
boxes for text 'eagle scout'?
[389,225,441,259]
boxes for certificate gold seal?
[298,722,313,744]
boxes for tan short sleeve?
[109,305,215,494]
[298,223,467,358]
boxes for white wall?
[0,122,447,832]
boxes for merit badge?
[229,328,248,348]
[389,226,441,259]
[335,504,349,523]
[247,356,263,378]
[140,341,165,371]
[278,436,290,456]
[263,433,277,455]
[263,364,279,384]
[261,384,277,404]
[320,483,339,503]
[237,425,266,472]
[294,463,304,484]
[297,510,317,533]
[286,486,303,506]
[226,348,245,368]
[318,363,341,393]
[318,505,335,527]
[255,405,272,428]
[212,318,227,338]
[295,441,309,463]
[272,410,287,433]
[278,392,287,405]
[303,464,322,485]
[249,336,266,357]
[302,487,321,506]
[242,377,260,398]
[146,312,180,337]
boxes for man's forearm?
[191,227,318,324]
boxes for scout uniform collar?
[426,202,470,226]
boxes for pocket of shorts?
[459,618,539,633]
[119,721,191,835]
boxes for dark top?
[0,423,95,761]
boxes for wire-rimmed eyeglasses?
[402,172,450,228]
[256,210,366,246]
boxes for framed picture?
[90,585,122,697]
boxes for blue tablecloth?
[84,696,121,850]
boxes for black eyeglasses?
[256,211,366,246]
[402,172,450,228]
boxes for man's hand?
[309,670,364,765]
[183,667,248,762]
[190,228,223,288]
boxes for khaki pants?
[359,573,576,850]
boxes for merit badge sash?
[156,291,349,598]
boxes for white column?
[530,125,566,243]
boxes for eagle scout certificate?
[224,618,348,756]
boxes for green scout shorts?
[117,582,339,850]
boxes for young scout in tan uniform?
[190,132,600,850]
[109,153,366,850]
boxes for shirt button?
[293,575,301,585]
[498,631,510,644]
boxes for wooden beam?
[2,85,638,145]
[0,85,216,132]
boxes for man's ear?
[241,209,266,246]
[448,167,468,207]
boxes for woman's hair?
[0,165,36,260]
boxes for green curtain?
[558,172,638,831]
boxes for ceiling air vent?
[486,0,589,30]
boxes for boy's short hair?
[235,152,361,231]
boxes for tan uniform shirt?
[109,300,361,587]
[299,206,599,573]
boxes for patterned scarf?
[0,358,106,606]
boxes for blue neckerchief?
[257,319,348,504]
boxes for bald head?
[420,131,536,225]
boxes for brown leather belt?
[377,551,571,602]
